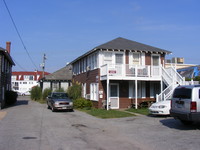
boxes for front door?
[109,83,119,109]
[151,55,160,76]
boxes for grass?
[126,107,149,115]
[33,99,46,104]
[79,108,135,119]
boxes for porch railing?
[100,64,161,78]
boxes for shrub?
[54,88,65,92]
[67,83,81,100]
[42,88,52,100]
[73,98,92,109]
[30,86,42,101]
[5,91,18,105]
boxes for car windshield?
[173,88,192,99]
[52,93,68,99]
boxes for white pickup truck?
[170,85,200,125]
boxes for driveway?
[0,96,200,150]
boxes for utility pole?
[40,53,47,78]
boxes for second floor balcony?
[100,64,162,81]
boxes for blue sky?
[0,0,200,73]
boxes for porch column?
[160,79,163,101]
[135,79,138,109]
[106,78,110,110]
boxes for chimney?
[6,41,11,54]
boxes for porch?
[100,64,162,81]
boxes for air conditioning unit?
[85,94,90,100]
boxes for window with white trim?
[90,83,98,101]
[115,53,123,64]
[103,52,112,65]
[133,53,140,65]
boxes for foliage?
[185,77,191,81]
[194,76,200,81]
[81,108,135,119]
[73,98,92,109]
[30,86,42,101]
[54,88,65,92]
[42,88,52,100]
[5,91,18,105]
[67,83,82,100]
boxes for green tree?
[67,83,82,100]
[30,86,42,101]
[42,88,52,100]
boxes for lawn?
[126,108,149,115]
[80,108,135,119]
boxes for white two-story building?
[71,37,184,109]
[12,71,49,95]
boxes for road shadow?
[160,118,200,130]
[4,99,29,109]
[15,100,29,106]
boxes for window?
[12,75,17,80]
[23,82,27,84]
[104,52,112,65]
[152,55,159,66]
[110,84,118,97]
[173,88,192,99]
[24,75,34,81]
[133,53,140,65]
[199,89,200,99]
[90,83,98,101]
[115,54,123,64]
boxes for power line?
[2,0,38,70]
[12,58,27,71]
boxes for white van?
[170,85,200,124]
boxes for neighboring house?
[11,71,49,95]
[177,65,200,85]
[71,37,184,109]
[40,65,72,91]
[0,42,15,108]
[177,65,200,79]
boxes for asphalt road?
[0,96,200,150]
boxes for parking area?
[1,96,200,150]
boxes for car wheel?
[180,120,193,125]
[51,106,55,112]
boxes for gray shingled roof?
[95,37,171,53]
[70,37,171,64]
[44,65,72,81]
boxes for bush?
[54,88,65,92]
[73,98,92,109]
[30,86,42,101]
[42,88,52,100]
[67,83,82,100]
[5,91,18,105]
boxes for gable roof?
[44,65,72,81]
[70,37,171,64]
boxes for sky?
[0,0,200,73]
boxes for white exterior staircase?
[156,66,185,102]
